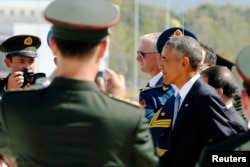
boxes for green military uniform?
[197,45,250,167]
[0,78,158,167]
[0,0,159,167]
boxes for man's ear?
[97,39,108,58]
[182,56,190,68]
[216,87,223,97]
[53,57,57,66]
[4,58,11,68]
[49,37,59,56]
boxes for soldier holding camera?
[0,34,46,93]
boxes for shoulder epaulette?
[108,94,141,108]
[139,85,170,92]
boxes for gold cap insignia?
[24,37,33,45]
[169,29,183,39]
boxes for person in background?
[138,32,174,121]
[0,35,45,93]
[0,0,159,167]
[196,45,250,167]
[160,36,237,167]
[201,65,248,133]
[216,53,247,121]
[199,41,217,71]
[137,32,163,87]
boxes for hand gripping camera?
[22,68,46,87]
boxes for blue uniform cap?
[156,27,198,53]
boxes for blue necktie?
[172,93,181,129]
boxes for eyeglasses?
[137,50,158,59]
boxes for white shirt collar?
[226,103,233,109]
[177,73,200,106]
[149,72,162,87]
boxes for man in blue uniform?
[0,0,159,167]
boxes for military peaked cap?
[44,0,120,42]
[156,27,198,53]
[236,45,250,90]
[216,53,235,70]
[0,35,41,58]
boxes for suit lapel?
[172,78,202,135]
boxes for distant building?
[0,0,110,77]
[0,0,55,76]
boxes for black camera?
[22,68,46,87]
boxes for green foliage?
[109,0,250,89]
[185,4,250,61]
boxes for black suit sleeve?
[197,95,236,144]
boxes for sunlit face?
[136,40,160,76]
[160,45,184,85]
[5,55,35,74]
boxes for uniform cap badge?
[24,37,33,45]
[169,29,183,39]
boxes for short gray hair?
[140,32,161,51]
[165,36,202,70]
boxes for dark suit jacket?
[227,106,248,133]
[166,78,238,167]
[0,77,159,167]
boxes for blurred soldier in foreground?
[0,0,158,167]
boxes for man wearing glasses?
[137,32,173,122]
[137,32,163,87]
